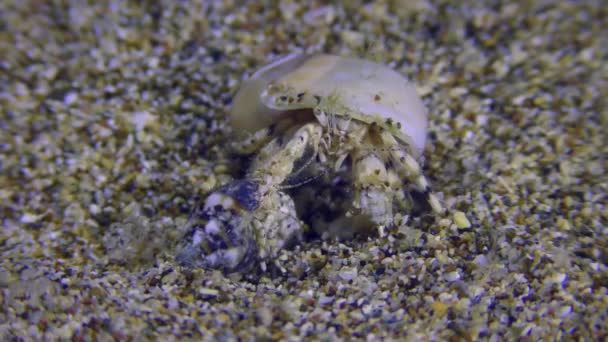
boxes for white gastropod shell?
[177,53,442,273]
[230,52,429,157]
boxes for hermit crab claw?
[175,180,260,273]
[176,179,303,273]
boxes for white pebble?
[338,266,358,281]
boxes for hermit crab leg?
[280,149,326,189]
[379,131,443,214]
[250,128,323,190]
[176,178,304,273]
[350,149,394,227]
[249,122,323,189]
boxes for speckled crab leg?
[248,122,324,190]
[378,130,443,214]
[350,148,394,228]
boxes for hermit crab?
[176,53,442,273]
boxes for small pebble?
[453,211,471,228]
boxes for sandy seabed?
[1,1,606,340]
